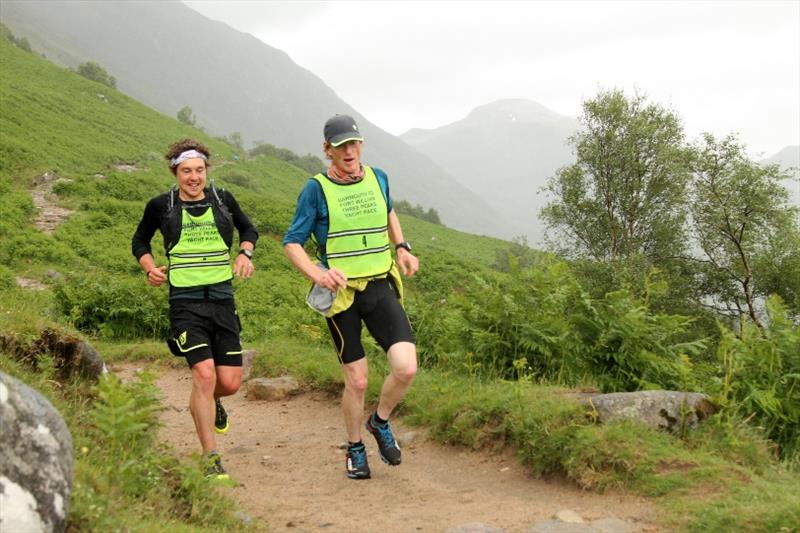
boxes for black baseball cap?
[324,114,364,147]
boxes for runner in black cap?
[283,115,419,479]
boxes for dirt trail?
[116,364,660,533]
[30,171,73,234]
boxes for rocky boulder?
[33,329,107,381]
[0,371,73,533]
[585,390,717,434]
[246,376,300,401]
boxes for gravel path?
[116,364,661,533]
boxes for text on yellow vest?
[313,166,393,279]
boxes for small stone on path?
[554,509,585,523]
[446,523,507,533]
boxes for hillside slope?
[402,99,579,243]
[0,35,512,333]
[761,145,800,207]
[1,0,512,238]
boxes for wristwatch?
[395,241,412,252]
[238,248,253,259]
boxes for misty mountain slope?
[1,0,511,238]
[402,99,579,243]
[761,145,800,207]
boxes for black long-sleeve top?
[131,188,259,300]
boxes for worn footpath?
[116,364,661,533]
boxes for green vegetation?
[76,61,117,89]
[0,343,250,532]
[176,105,196,127]
[1,36,799,532]
[0,23,32,53]
[248,141,326,175]
[394,199,442,225]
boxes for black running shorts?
[167,300,243,368]
[325,278,415,365]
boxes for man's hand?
[147,265,168,287]
[396,248,419,277]
[316,267,348,291]
[233,254,255,278]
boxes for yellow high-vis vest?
[313,166,393,279]
[167,207,232,287]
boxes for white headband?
[170,149,208,167]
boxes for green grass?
[0,351,255,532]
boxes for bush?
[420,258,704,390]
[0,264,14,290]
[76,61,116,89]
[715,296,800,461]
[54,273,169,340]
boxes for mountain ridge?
[1,0,512,238]
[401,98,580,243]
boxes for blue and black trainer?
[345,442,371,479]
[366,413,402,465]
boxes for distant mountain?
[0,0,511,238]
[760,145,800,208]
[401,99,579,243]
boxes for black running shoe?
[214,398,229,434]
[205,452,230,480]
[366,413,402,465]
[345,443,371,479]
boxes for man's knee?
[215,366,243,396]
[192,360,216,392]
[389,342,417,384]
[343,360,369,394]
[345,374,369,394]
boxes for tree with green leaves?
[176,106,195,126]
[690,133,800,328]
[542,89,692,262]
[76,61,116,89]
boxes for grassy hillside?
[2,34,799,532]
[1,0,515,239]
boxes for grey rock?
[446,523,507,533]
[529,520,599,533]
[45,270,62,280]
[591,518,638,533]
[246,376,300,401]
[73,341,108,380]
[397,430,420,448]
[33,331,107,382]
[553,510,585,523]
[0,371,73,533]
[584,390,718,434]
[235,510,253,525]
[31,171,61,186]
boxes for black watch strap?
[239,248,253,259]
[395,241,411,252]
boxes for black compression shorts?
[325,278,415,365]
[167,300,243,368]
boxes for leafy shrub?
[248,142,325,175]
[394,199,442,225]
[54,273,169,339]
[715,296,800,461]
[70,372,243,530]
[76,61,116,89]
[426,257,703,390]
[0,264,14,290]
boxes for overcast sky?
[183,1,799,157]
